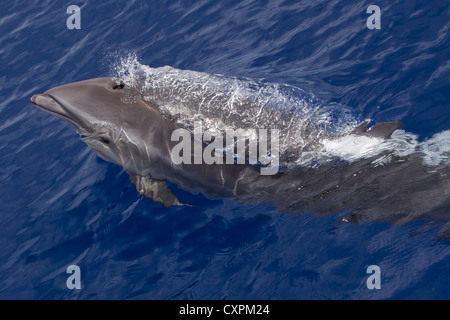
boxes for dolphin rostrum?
[30,66,450,236]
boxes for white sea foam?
[420,130,450,166]
[321,130,419,162]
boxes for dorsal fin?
[352,121,403,139]
[352,121,370,135]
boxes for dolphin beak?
[30,94,38,104]
[30,93,64,115]
[30,93,89,135]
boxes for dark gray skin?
[31,78,450,237]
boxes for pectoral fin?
[129,174,188,207]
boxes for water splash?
[109,53,450,168]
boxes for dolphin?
[30,67,450,236]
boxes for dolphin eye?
[100,137,110,144]
[113,81,125,90]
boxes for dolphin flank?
[30,66,450,237]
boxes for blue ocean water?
[0,0,449,299]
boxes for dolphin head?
[31,77,163,173]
